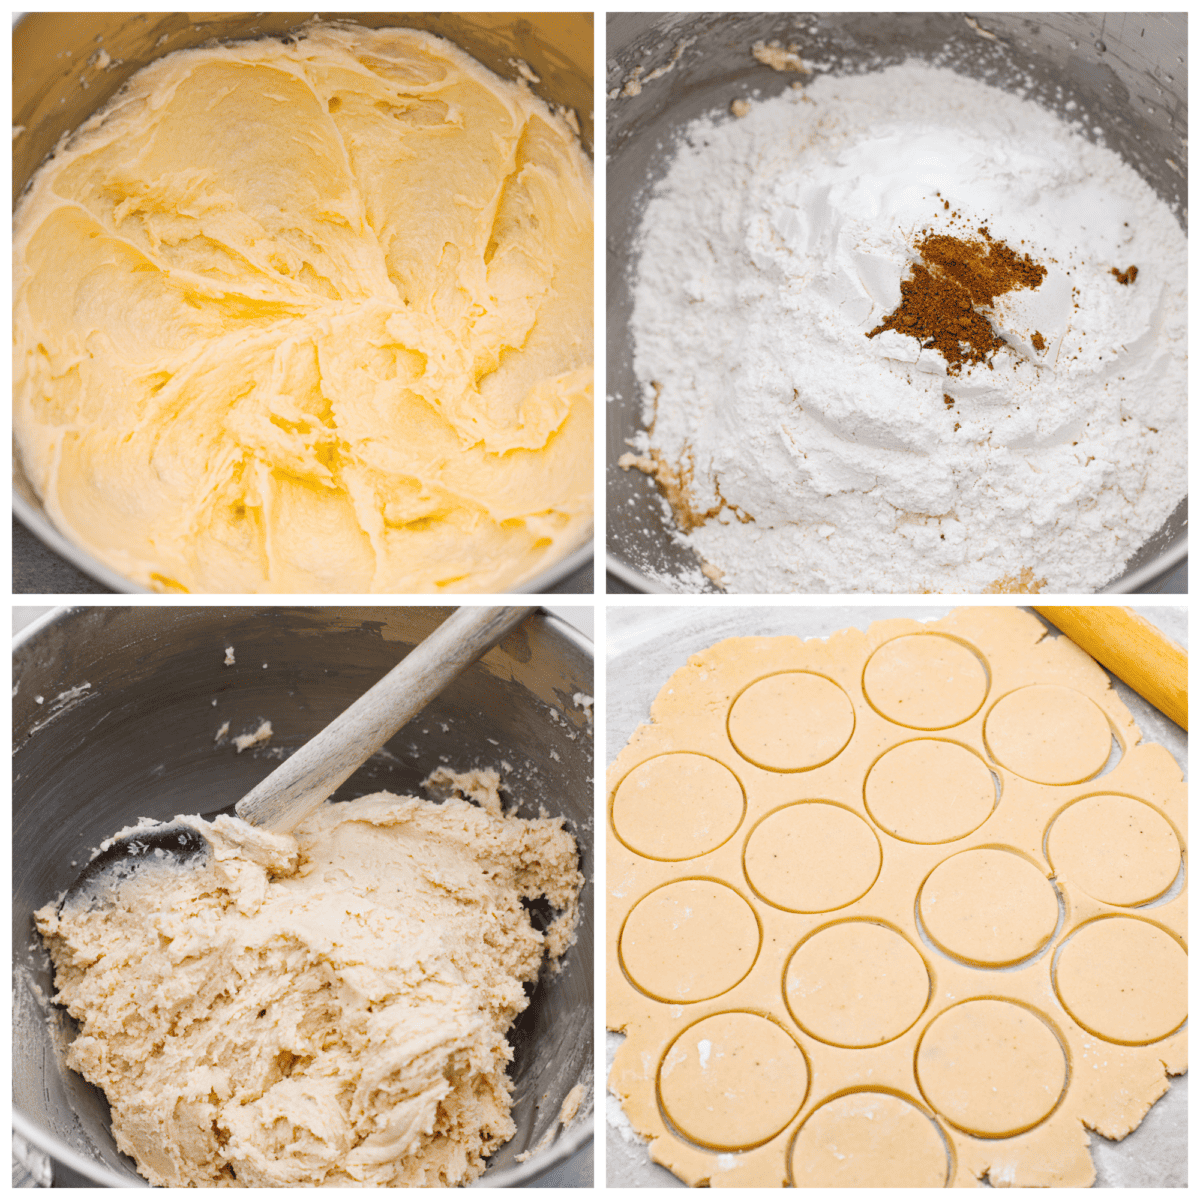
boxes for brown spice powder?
[867,227,1047,375]
[1111,264,1139,285]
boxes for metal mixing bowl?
[13,12,594,594]
[13,606,593,1187]
[606,12,1187,593]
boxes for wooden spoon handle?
[1032,606,1187,730]
[235,606,537,832]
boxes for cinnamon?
[1111,264,1138,285]
[867,227,1047,375]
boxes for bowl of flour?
[606,13,1186,594]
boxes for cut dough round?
[620,879,760,1003]
[920,848,1059,966]
[863,634,988,730]
[984,685,1112,784]
[785,921,930,1047]
[744,803,881,912]
[864,739,995,843]
[612,753,744,860]
[789,1091,948,1187]
[1047,795,1180,906]
[1054,918,1187,1044]
[659,1012,808,1150]
[916,999,1066,1137]
[727,672,855,771]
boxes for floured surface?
[14,24,593,594]
[36,769,582,1187]
[607,607,1186,1186]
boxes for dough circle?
[788,1091,949,1187]
[620,879,759,1003]
[658,1012,808,1151]
[784,921,930,1047]
[919,848,1059,966]
[727,673,855,771]
[1054,918,1187,1045]
[862,634,988,730]
[612,753,744,861]
[864,739,995,844]
[916,999,1066,1137]
[744,803,881,913]
[984,685,1113,785]
[1047,795,1180,906]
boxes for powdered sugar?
[627,63,1186,593]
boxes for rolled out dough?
[607,607,1186,1187]
[37,769,582,1187]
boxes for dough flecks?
[36,772,582,1187]
[13,25,593,594]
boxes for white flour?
[626,63,1186,593]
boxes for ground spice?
[1111,264,1138,285]
[867,226,1047,375]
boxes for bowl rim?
[12,604,594,1188]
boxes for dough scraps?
[13,24,593,594]
[36,769,582,1186]
[607,607,1186,1187]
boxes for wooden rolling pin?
[1033,606,1187,730]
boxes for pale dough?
[864,738,996,843]
[985,684,1113,784]
[607,607,1186,1187]
[1053,917,1188,1044]
[620,879,759,1003]
[784,920,929,1047]
[919,847,1060,966]
[659,1012,808,1150]
[1047,794,1181,906]
[727,672,855,770]
[862,634,988,730]
[743,802,881,912]
[612,753,744,860]
[915,999,1067,1138]
[13,26,593,594]
[36,770,582,1187]
[789,1091,948,1187]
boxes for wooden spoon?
[60,605,535,908]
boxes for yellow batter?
[35,770,582,1186]
[13,25,593,593]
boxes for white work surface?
[606,604,1186,1188]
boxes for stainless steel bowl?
[13,12,595,594]
[606,12,1187,593]
[13,606,593,1186]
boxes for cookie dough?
[1047,794,1181,906]
[13,25,593,594]
[788,1091,948,1186]
[36,770,582,1187]
[984,684,1113,784]
[658,1012,808,1150]
[919,847,1060,966]
[612,753,744,860]
[864,738,996,843]
[607,607,1186,1187]
[620,880,759,1003]
[915,999,1067,1138]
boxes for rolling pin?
[1033,606,1187,730]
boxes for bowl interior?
[13,12,595,594]
[605,12,1187,593]
[13,606,593,1185]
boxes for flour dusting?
[625,63,1186,593]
